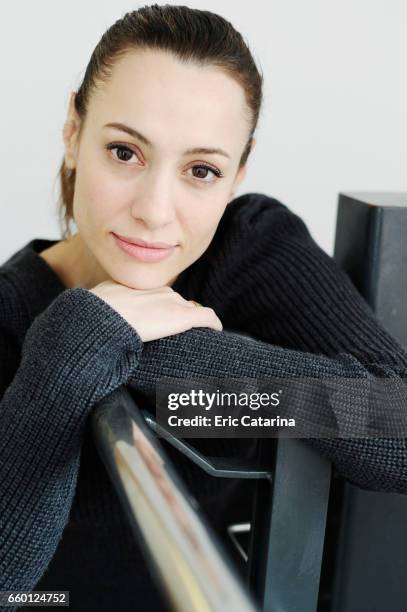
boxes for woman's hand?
[88,280,223,342]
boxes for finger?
[211,319,223,331]
[192,308,223,330]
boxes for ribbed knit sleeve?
[0,286,143,599]
[129,325,407,495]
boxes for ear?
[227,137,256,202]
[63,91,82,170]
[227,164,247,203]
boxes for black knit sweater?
[1,192,406,611]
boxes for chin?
[115,272,174,291]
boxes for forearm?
[0,288,143,596]
[128,327,407,494]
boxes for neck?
[39,233,110,290]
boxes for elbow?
[307,437,407,495]
[340,465,407,496]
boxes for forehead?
[88,49,250,148]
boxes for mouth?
[112,232,177,263]
[113,233,176,249]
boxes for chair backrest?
[327,191,407,612]
[250,438,331,612]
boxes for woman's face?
[64,48,252,289]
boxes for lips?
[113,233,175,249]
[112,232,177,263]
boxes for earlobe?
[63,122,78,170]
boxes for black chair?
[318,191,407,612]
[92,386,332,612]
[144,413,332,612]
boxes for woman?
[1,4,407,611]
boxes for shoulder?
[0,242,35,331]
[0,268,21,318]
[208,191,349,291]
[216,192,314,246]
[224,191,289,223]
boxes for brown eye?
[193,166,210,179]
[187,164,222,183]
[107,144,138,164]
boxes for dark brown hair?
[58,4,264,239]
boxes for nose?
[130,172,177,230]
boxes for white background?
[0,0,406,261]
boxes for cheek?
[183,198,227,246]
[73,163,126,226]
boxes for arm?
[128,325,407,495]
[0,287,143,599]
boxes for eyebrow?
[103,122,231,159]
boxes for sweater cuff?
[19,287,144,410]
